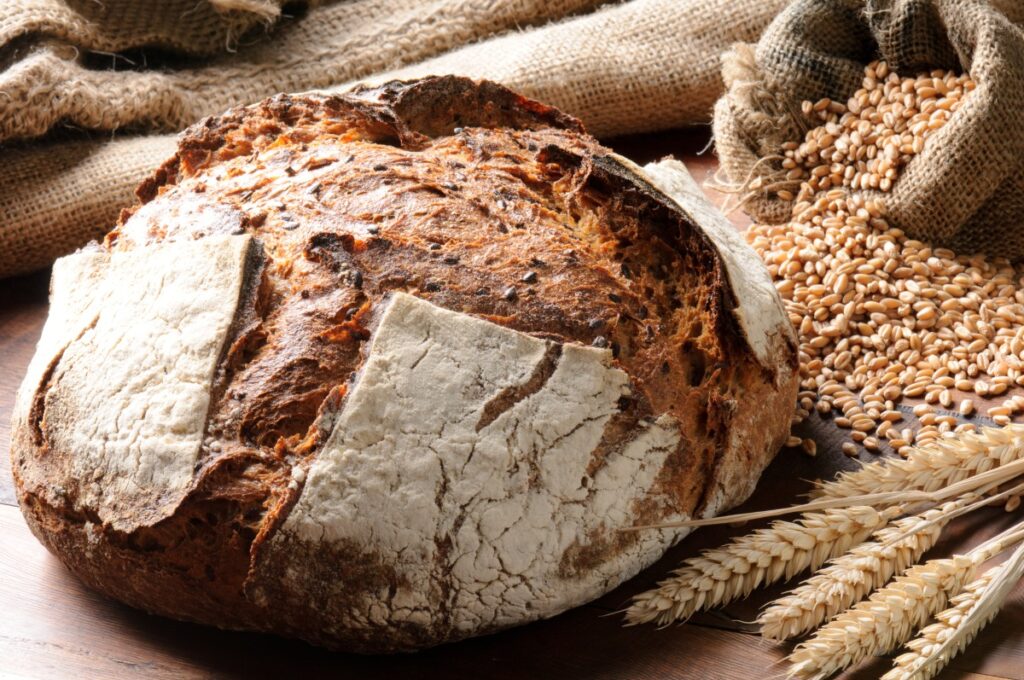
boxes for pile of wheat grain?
[745,61,1024,456]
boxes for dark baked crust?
[11,76,798,651]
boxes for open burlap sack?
[713,0,1024,257]
[0,0,788,278]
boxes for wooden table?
[1,130,1022,680]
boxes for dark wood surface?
[1,129,1022,679]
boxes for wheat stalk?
[884,534,1024,680]
[785,554,976,680]
[631,455,1024,532]
[814,425,1024,500]
[881,479,1024,548]
[881,565,1001,680]
[762,478,1024,641]
[786,522,1024,680]
[758,501,957,641]
[623,505,899,626]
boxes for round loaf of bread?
[11,77,798,652]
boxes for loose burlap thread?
[713,0,1024,258]
[0,0,789,278]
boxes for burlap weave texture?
[0,0,789,278]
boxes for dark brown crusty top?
[12,76,797,652]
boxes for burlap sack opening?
[712,0,1024,258]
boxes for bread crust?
[11,76,798,651]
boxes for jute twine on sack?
[713,0,1024,258]
[0,0,787,278]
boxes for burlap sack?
[0,0,288,58]
[0,0,788,278]
[713,0,1024,257]
[0,0,604,142]
[356,0,789,137]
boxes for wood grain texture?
[0,129,1021,679]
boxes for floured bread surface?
[13,249,110,427]
[16,235,259,531]
[11,77,798,653]
[251,293,685,647]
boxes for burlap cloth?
[713,0,1024,257]
[0,0,789,278]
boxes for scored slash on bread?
[10,76,797,651]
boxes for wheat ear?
[787,522,1024,680]
[761,478,1024,641]
[814,425,1024,499]
[881,565,1001,680]
[785,554,976,680]
[759,501,957,641]
[884,533,1024,680]
[623,505,899,626]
